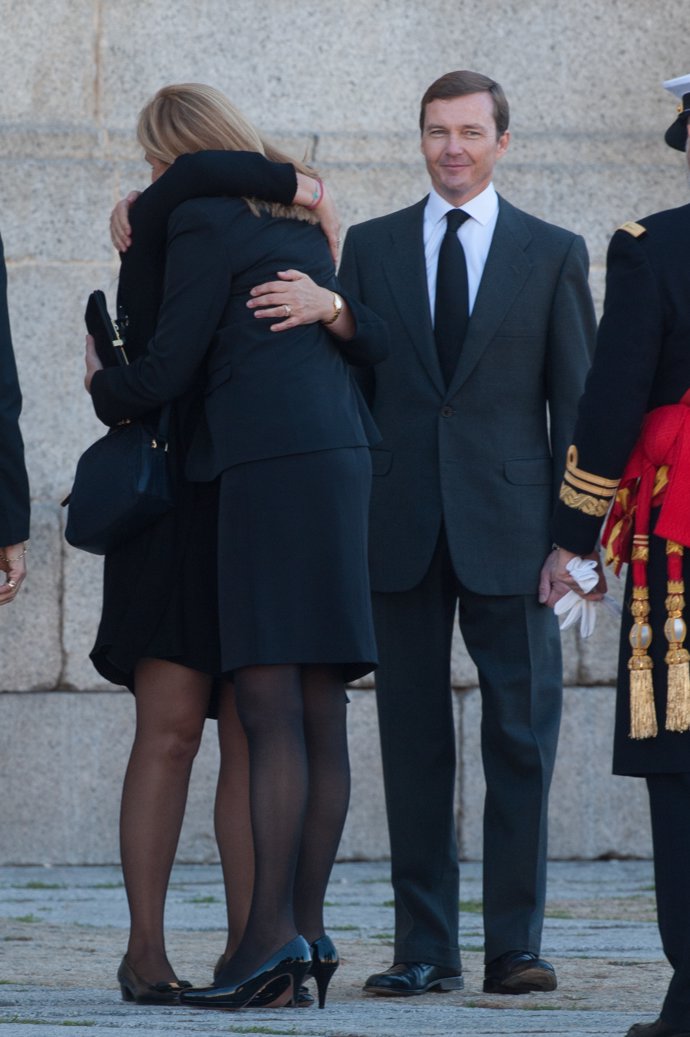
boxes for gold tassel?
[664,557,690,732]
[628,587,657,739]
[665,649,690,732]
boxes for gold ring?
[284,304,291,318]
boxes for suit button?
[440,405,454,417]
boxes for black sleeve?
[321,279,389,368]
[92,200,236,426]
[338,229,377,403]
[127,151,297,249]
[551,227,662,554]
[0,235,30,545]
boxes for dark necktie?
[434,209,471,386]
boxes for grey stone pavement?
[0,858,670,1037]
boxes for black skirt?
[216,447,377,681]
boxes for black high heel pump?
[213,953,314,1007]
[309,934,339,1009]
[117,955,192,1004]
[181,935,311,1010]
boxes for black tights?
[120,659,210,983]
[216,663,349,985]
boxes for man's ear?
[497,130,511,159]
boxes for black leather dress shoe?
[626,1019,690,1037]
[483,950,557,994]
[363,962,464,996]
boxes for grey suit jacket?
[339,194,596,596]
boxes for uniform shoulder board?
[617,220,647,238]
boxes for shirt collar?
[426,182,498,227]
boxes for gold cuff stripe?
[559,482,611,517]
[566,445,620,489]
[563,472,617,498]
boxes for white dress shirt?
[424,182,499,322]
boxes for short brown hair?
[419,70,509,136]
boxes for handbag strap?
[152,402,172,449]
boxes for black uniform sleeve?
[551,223,662,554]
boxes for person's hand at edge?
[0,541,27,604]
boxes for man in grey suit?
[339,70,595,996]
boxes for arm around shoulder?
[129,151,297,245]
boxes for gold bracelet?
[0,541,29,563]
[321,292,343,326]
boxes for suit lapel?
[380,199,446,395]
[447,197,532,397]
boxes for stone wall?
[1,0,685,863]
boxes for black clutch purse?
[85,290,128,368]
[62,293,174,555]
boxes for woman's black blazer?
[91,197,387,480]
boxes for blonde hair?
[137,83,318,221]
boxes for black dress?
[90,153,298,700]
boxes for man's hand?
[110,191,140,252]
[538,547,607,609]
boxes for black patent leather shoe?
[483,950,557,994]
[626,1019,690,1037]
[309,934,339,1008]
[363,962,464,996]
[180,935,311,1010]
[117,955,192,1004]
[212,953,314,1007]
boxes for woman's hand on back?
[110,191,141,252]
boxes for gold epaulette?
[618,220,647,238]
[558,445,619,518]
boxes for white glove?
[553,558,600,638]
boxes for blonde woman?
[85,84,386,1009]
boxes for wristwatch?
[321,292,343,326]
